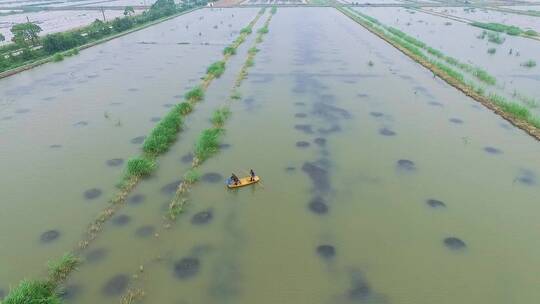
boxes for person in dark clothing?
[249,169,256,181]
[231,173,240,185]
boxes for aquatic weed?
[206,61,226,78]
[125,157,156,178]
[48,253,79,284]
[211,107,231,127]
[185,86,204,102]
[195,128,224,162]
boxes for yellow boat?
[227,176,260,189]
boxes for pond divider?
[0,9,268,304]
[117,8,277,303]
[336,5,540,141]
[166,7,276,221]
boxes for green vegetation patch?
[143,104,184,154]
[521,60,536,68]
[471,22,523,36]
[185,86,204,102]
[195,128,224,162]
[211,106,231,127]
[206,61,226,78]
[184,169,200,183]
[240,27,252,34]
[126,157,156,178]
[223,45,237,56]
[48,252,79,284]
[1,280,60,304]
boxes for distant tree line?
[0,0,210,72]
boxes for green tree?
[87,19,111,39]
[112,17,133,32]
[10,22,42,46]
[124,6,135,16]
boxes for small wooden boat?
[226,176,260,189]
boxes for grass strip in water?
[167,10,276,220]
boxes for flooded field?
[355,6,540,115]
[1,4,540,304]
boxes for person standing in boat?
[249,169,256,181]
[231,173,240,185]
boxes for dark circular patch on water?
[150,117,161,122]
[163,103,174,108]
[295,113,307,118]
[73,121,88,127]
[308,197,328,215]
[219,143,231,149]
[318,124,341,134]
[428,101,444,107]
[106,158,123,167]
[379,128,396,136]
[314,137,326,146]
[449,118,463,124]
[60,284,81,301]
[15,108,30,114]
[128,88,138,92]
[294,124,313,134]
[294,102,306,106]
[316,245,335,259]
[369,112,383,117]
[191,210,213,225]
[348,273,371,300]
[42,96,56,101]
[111,214,131,226]
[484,147,502,155]
[85,247,107,263]
[84,188,102,200]
[285,166,296,172]
[161,180,182,194]
[127,194,144,205]
[49,144,62,148]
[40,230,60,243]
[135,225,155,238]
[201,173,223,183]
[302,162,330,192]
[130,136,146,144]
[2,116,13,120]
[173,257,200,279]
[516,170,536,186]
[443,237,466,250]
[102,274,129,296]
[180,153,194,164]
[426,199,446,208]
[397,159,415,171]
[296,141,310,148]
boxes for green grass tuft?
[248,47,259,55]
[271,7,277,14]
[473,67,496,85]
[211,106,231,127]
[195,128,223,162]
[126,157,156,178]
[231,90,242,100]
[257,26,269,34]
[490,94,530,120]
[521,60,536,68]
[184,169,200,183]
[2,280,60,304]
[52,53,64,62]
[240,27,252,34]
[48,252,79,284]
[143,105,184,154]
[178,102,193,115]
[206,61,226,78]
[185,86,204,102]
[223,45,236,56]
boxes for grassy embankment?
[0,9,267,304]
[167,7,277,219]
[336,6,540,140]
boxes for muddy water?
[2,6,540,304]
[0,6,259,289]
[53,7,540,304]
[356,7,540,115]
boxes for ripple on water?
[369,112,383,117]
[174,257,200,279]
[59,284,81,301]
[130,136,146,144]
[191,210,213,225]
[202,172,223,183]
[84,188,102,200]
[294,124,314,134]
[128,194,145,205]
[106,158,124,167]
[161,180,182,195]
[111,214,131,226]
[150,117,161,122]
[426,199,446,208]
[314,137,326,146]
[308,196,329,215]
[296,141,310,148]
[449,118,463,124]
[102,274,129,296]
[379,128,396,136]
[396,159,415,171]
[348,271,372,301]
[40,230,60,243]
[181,153,194,164]
[484,146,502,155]
[135,225,155,238]
[443,237,466,250]
[85,247,107,263]
[316,245,336,259]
